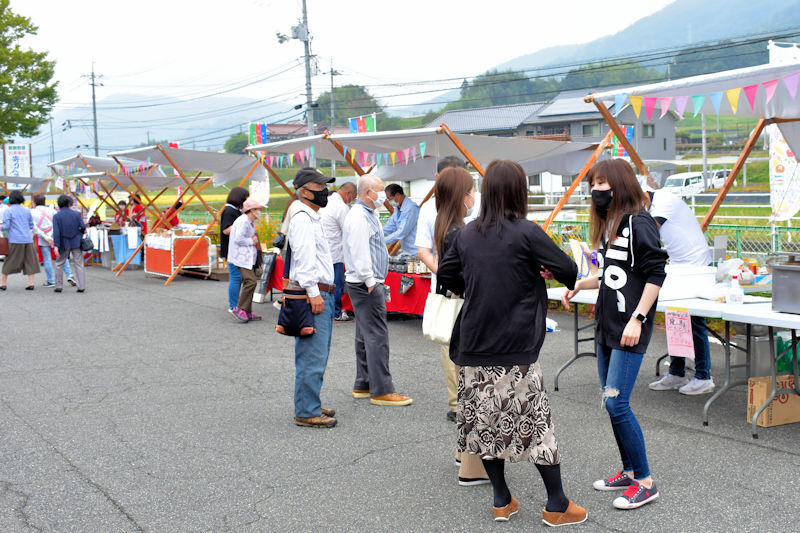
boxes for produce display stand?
[144,234,212,278]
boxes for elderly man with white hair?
[343,174,412,407]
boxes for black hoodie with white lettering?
[596,210,668,354]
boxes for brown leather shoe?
[370,392,413,406]
[352,389,370,399]
[294,414,337,428]
[493,496,519,522]
[321,407,335,417]
[541,500,587,527]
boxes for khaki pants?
[441,344,458,410]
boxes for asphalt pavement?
[0,267,798,532]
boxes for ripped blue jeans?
[596,344,650,480]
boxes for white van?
[662,172,706,198]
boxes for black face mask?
[592,189,613,216]
[306,187,329,208]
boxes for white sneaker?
[648,374,688,391]
[679,377,715,396]
[272,300,282,310]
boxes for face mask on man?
[306,187,329,208]
[373,190,387,208]
[388,199,399,208]
[591,189,613,216]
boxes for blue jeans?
[597,344,651,480]
[39,245,71,283]
[294,291,334,418]
[669,316,711,380]
[228,263,242,310]
[333,262,345,317]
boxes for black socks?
[481,458,511,508]
[536,464,570,513]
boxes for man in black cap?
[288,167,338,428]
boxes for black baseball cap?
[293,167,334,188]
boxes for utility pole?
[329,60,341,178]
[48,119,55,162]
[301,0,314,166]
[82,63,103,156]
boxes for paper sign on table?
[665,307,695,359]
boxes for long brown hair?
[434,167,474,255]
[474,159,528,237]
[587,159,650,249]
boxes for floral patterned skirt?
[457,363,559,464]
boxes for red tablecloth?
[342,271,430,315]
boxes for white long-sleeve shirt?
[228,213,257,269]
[318,192,349,264]
[287,201,334,298]
[343,200,388,288]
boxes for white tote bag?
[422,293,464,345]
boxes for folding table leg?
[553,306,596,391]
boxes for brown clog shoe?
[493,496,519,522]
[352,389,370,399]
[294,414,337,428]
[541,500,587,527]
[369,392,413,406]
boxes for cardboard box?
[747,374,800,427]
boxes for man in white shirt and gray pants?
[319,181,357,321]
[289,168,339,428]
[344,174,412,407]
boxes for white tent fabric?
[592,62,800,120]
[48,154,167,177]
[0,176,50,189]
[69,171,209,191]
[247,127,599,177]
[108,146,266,185]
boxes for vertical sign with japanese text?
[3,144,32,188]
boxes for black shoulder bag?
[275,213,316,337]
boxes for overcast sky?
[15,0,675,113]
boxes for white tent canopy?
[48,154,167,178]
[247,127,600,178]
[591,61,800,154]
[0,176,50,190]
[108,145,266,185]
[68,171,209,191]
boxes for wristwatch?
[632,311,647,324]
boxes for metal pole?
[91,64,99,156]
[49,119,55,162]
[701,114,708,187]
[302,0,314,166]
[330,60,336,178]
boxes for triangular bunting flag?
[613,94,627,117]
[782,72,799,99]
[675,96,689,119]
[305,148,310,161]
[725,88,741,115]
[403,148,410,164]
[390,152,396,167]
[411,146,417,162]
[350,149,356,162]
[310,145,315,160]
[298,150,305,164]
[763,79,779,104]
[396,151,402,166]
[743,84,759,110]
[290,154,295,166]
[629,96,643,119]
[709,92,723,115]
[420,142,426,158]
[691,94,706,117]
[659,97,673,119]
[644,97,657,120]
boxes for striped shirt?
[343,200,388,287]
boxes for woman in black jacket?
[562,159,667,510]
[439,160,586,527]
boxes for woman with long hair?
[439,160,586,526]
[562,159,667,510]
[433,166,488,487]
[220,187,249,314]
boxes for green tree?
[224,132,249,154]
[314,84,382,127]
[560,61,662,92]
[0,1,57,142]
[443,69,557,111]
[670,40,769,80]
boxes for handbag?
[272,231,286,249]
[422,292,464,345]
[253,248,264,277]
[0,236,8,256]
[80,233,94,252]
[275,225,316,337]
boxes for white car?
[662,172,706,198]
[710,169,736,189]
